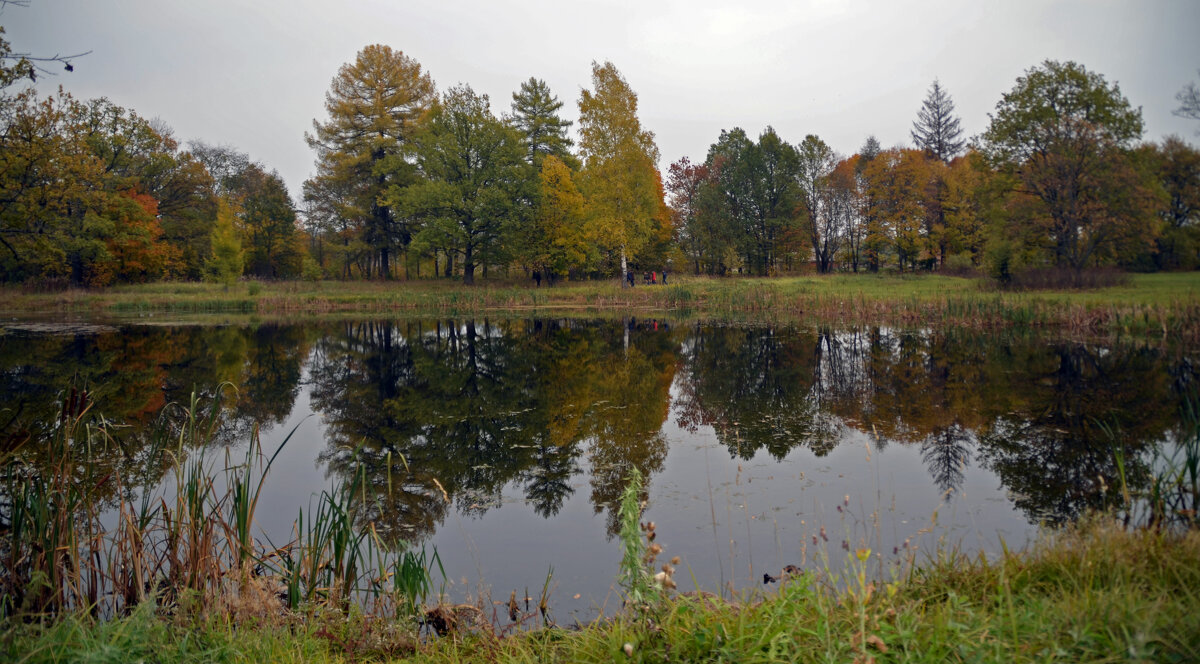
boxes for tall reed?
[0,386,437,626]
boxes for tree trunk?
[620,247,629,287]
[463,242,475,285]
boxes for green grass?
[4,520,1197,663]
[3,272,1200,337]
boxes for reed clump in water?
[0,386,440,642]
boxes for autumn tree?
[1141,136,1200,269]
[980,60,1153,269]
[394,85,528,285]
[938,151,992,266]
[205,198,243,287]
[577,61,662,282]
[911,79,965,162]
[306,45,436,279]
[826,156,867,271]
[0,90,178,285]
[666,157,710,274]
[77,103,217,279]
[862,148,934,271]
[520,155,590,276]
[508,77,575,168]
[0,89,100,283]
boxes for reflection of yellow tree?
[309,319,685,543]
[581,326,678,536]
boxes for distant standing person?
[662,269,668,285]
[533,269,542,288]
[627,270,635,287]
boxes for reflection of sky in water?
[2,320,1192,623]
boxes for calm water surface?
[2,318,1194,621]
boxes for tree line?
[2,32,1197,286]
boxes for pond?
[1,318,1195,623]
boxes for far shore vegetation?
[3,272,1199,340]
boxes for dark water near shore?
[2,319,1195,621]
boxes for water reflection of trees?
[2,321,1193,533]
[308,319,680,543]
[676,325,1191,522]
[0,324,313,507]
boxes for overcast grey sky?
[5,0,1198,200]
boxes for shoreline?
[2,273,1199,339]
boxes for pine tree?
[509,78,575,168]
[911,79,965,162]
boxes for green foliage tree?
[980,60,1153,269]
[230,164,300,278]
[206,198,244,287]
[395,85,529,285]
[698,127,802,275]
[301,167,366,278]
[306,44,436,279]
[1141,136,1200,269]
[509,77,576,168]
[797,134,841,273]
[577,61,663,281]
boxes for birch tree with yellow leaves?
[577,62,663,282]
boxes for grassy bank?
[4,521,1197,663]
[2,272,1199,335]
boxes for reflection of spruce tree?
[920,423,974,496]
[521,442,577,518]
[311,319,586,543]
[311,320,450,543]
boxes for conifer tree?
[509,78,576,168]
[911,79,965,162]
[306,45,435,279]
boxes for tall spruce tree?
[509,78,576,168]
[911,79,966,162]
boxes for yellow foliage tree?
[577,62,663,281]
